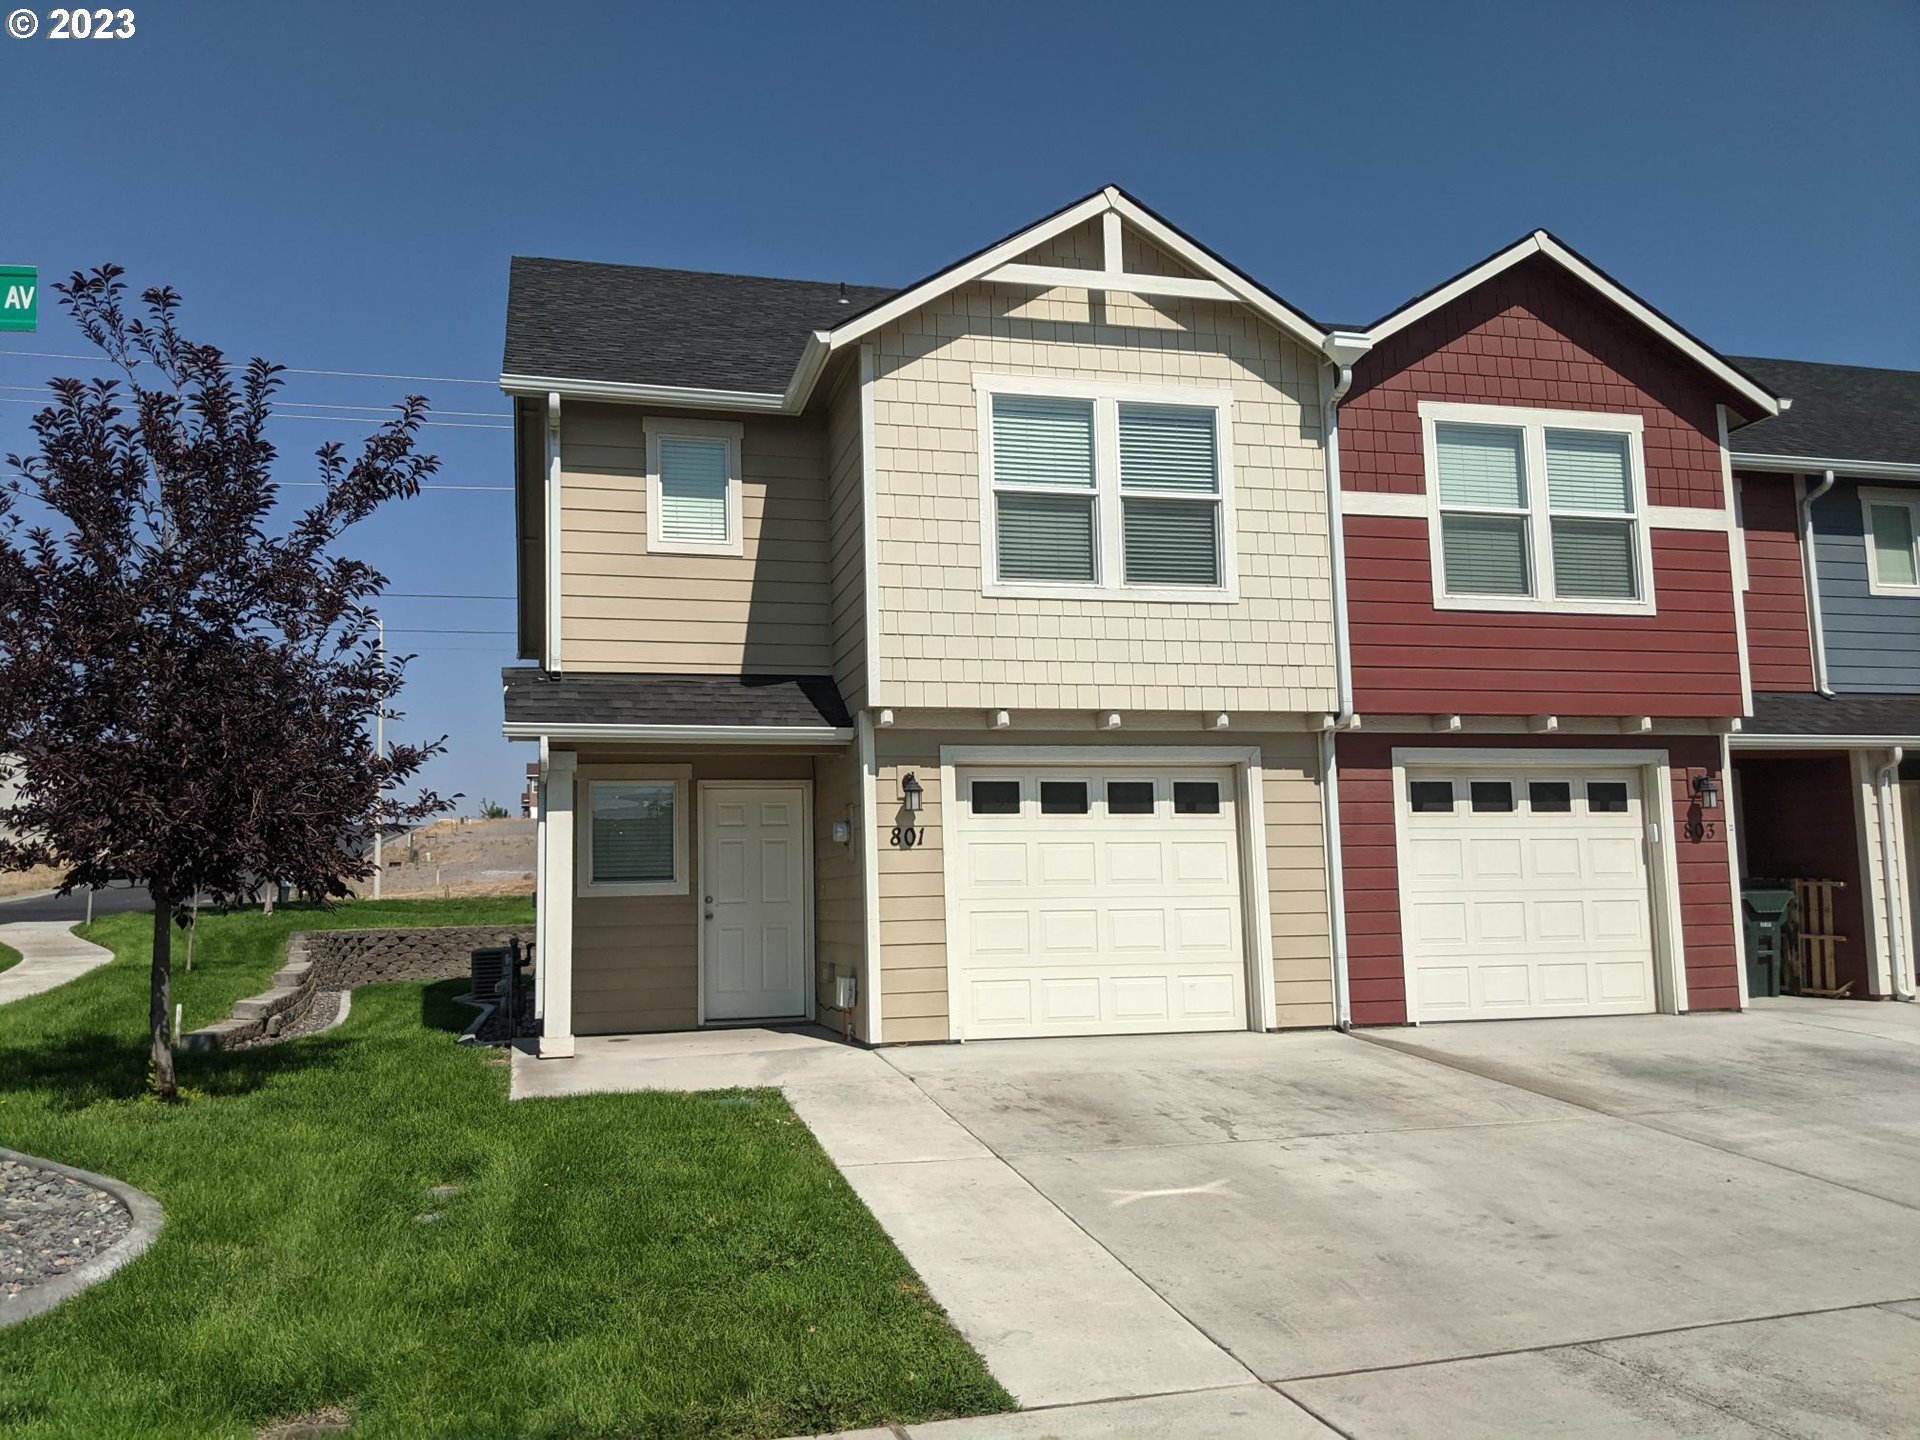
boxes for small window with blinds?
[583,780,686,894]
[1862,489,1920,595]
[983,383,1233,597]
[1422,404,1652,614]
[645,417,744,557]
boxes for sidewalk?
[0,922,114,1006]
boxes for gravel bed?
[1,1157,134,1303]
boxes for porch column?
[539,749,577,1058]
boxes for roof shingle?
[1730,357,1920,468]
[502,670,852,732]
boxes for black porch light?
[901,773,924,814]
[1692,772,1721,811]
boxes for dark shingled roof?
[1730,357,1920,468]
[1749,692,1920,739]
[502,670,852,732]
[503,258,898,394]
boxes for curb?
[0,1146,164,1329]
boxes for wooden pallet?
[1792,878,1852,997]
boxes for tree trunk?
[150,891,175,1099]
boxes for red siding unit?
[1738,472,1816,692]
[1341,254,1744,720]
[1338,733,1738,1026]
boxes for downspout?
[1319,333,1372,1032]
[1875,746,1912,1001]
[1799,470,1836,697]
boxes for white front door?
[948,765,1249,1038]
[1401,766,1658,1020]
[701,783,809,1022]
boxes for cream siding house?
[502,188,1352,1055]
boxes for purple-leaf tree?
[0,267,454,1097]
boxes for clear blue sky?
[2,0,1914,809]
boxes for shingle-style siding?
[1339,254,1744,719]
[825,362,868,708]
[811,745,866,1028]
[863,276,1336,713]
[1336,732,1737,1026]
[557,403,835,675]
[870,726,1333,1041]
[567,749,815,1035]
[1344,255,1730,507]
[1811,479,1920,693]
[1739,473,1815,692]
[1346,518,1743,716]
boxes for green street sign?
[0,266,36,332]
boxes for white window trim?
[577,765,692,897]
[973,373,1239,604]
[1858,486,1920,597]
[1418,400,1655,617]
[644,416,745,557]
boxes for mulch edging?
[0,1146,163,1329]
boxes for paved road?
[0,884,152,924]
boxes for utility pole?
[373,615,384,901]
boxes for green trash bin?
[1741,885,1796,998]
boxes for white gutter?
[1736,453,1920,482]
[1799,470,1837,696]
[1875,746,1913,1001]
[503,373,790,413]
[502,723,852,744]
[1732,733,1920,750]
[1317,332,1371,1034]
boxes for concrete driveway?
[517,1011,1920,1437]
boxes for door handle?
[705,911,714,920]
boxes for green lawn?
[0,940,18,975]
[0,900,1009,1438]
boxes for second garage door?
[948,766,1249,1038]
[1401,766,1658,1021]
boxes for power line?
[1,384,508,419]
[383,627,516,635]
[0,394,512,432]
[386,592,515,600]
[279,482,512,493]
[0,349,499,387]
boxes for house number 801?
[889,826,920,849]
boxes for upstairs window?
[979,378,1234,600]
[645,417,744,556]
[1423,403,1652,615]
[1862,488,1920,595]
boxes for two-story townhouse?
[500,188,1355,1057]
[1723,358,1920,1001]
[1324,233,1785,1026]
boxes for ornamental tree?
[0,268,453,1097]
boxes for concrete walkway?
[0,922,113,1006]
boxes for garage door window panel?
[1408,780,1454,814]
[1469,781,1515,814]
[1040,780,1089,815]
[969,779,1022,815]
[1107,780,1156,815]
[1422,403,1652,616]
[1529,781,1572,813]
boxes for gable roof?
[1727,356,1920,473]
[1357,230,1782,420]
[503,258,897,398]
[500,186,1328,412]
[500,669,851,740]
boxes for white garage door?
[1401,767,1658,1020]
[949,766,1248,1038]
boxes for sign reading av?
[0,266,36,332]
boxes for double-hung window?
[1422,402,1651,614]
[645,417,744,556]
[1861,488,1920,595]
[980,378,1233,599]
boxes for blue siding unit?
[1813,479,1920,692]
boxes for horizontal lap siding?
[1811,479,1920,692]
[1738,473,1815,691]
[1347,518,1742,715]
[813,746,865,1031]
[825,365,867,709]
[558,403,835,674]
[1337,733,1736,1026]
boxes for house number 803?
[889,825,920,849]
[48,8,136,37]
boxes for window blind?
[997,493,1096,582]
[1546,430,1632,513]
[1550,519,1636,599]
[991,395,1095,488]
[591,783,676,885]
[1872,504,1918,586]
[1119,404,1218,493]
[1436,424,1525,508]
[1441,514,1529,595]
[657,437,730,542]
[1123,500,1219,586]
